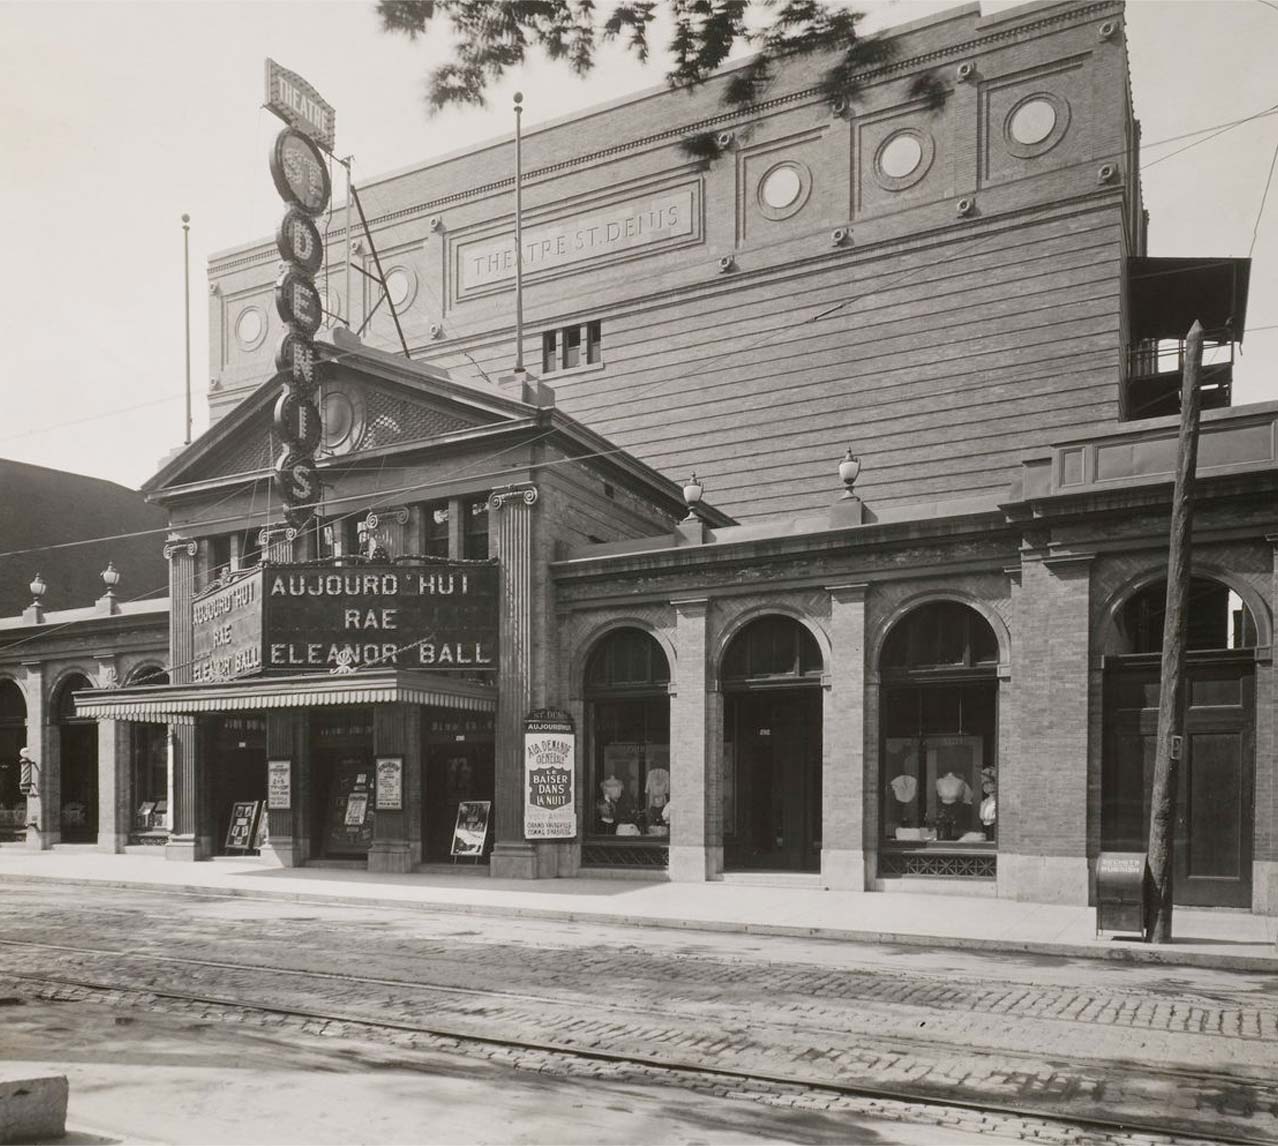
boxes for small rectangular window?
[562,325,581,369]
[463,497,490,559]
[422,499,450,558]
[541,331,557,374]
[586,320,601,364]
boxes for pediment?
[149,339,531,492]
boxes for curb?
[4,871,1276,972]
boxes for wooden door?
[1103,656,1253,907]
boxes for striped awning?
[74,668,497,723]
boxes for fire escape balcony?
[1123,257,1250,421]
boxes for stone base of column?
[668,844,721,882]
[97,833,124,856]
[820,847,866,891]
[164,835,206,862]
[25,826,55,851]
[1253,860,1278,915]
[367,841,413,874]
[259,838,301,868]
[997,853,1088,904]
[489,841,537,879]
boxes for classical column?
[488,482,538,879]
[669,597,713,881]
[164,535,205,861]
[368,703,415,873]
[21,662,52,850]
[823,584,868,889]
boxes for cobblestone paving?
[0,883,1273,1143]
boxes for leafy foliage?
[376,1,947,154]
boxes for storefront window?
[585,629,670,840]
[463,497,489,559]
[422,500,450,558]
[0,681,27,841]
[880,603,999,850]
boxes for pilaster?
[824,583,868,890]
[669,597,715,881]
[260,711,302,867]
[368,703,415,874]
[21,663,53,850]
[163,536,206,860]
[488,483,539,879]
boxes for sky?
[0,0,1275,491]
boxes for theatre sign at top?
[191,562,498,682]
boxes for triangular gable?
[146,334,534,493]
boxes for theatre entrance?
[422,712,494,862]
[722,617,824,873]
[55,674,97,844]
[210,717,266,855]
[312,708,376,861]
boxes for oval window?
[1009,98,1057,146]
[235,307,266,350]
[879,133,923,179]
[384,267,414,309]
[761,166,802,210]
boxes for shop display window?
[585,629,671,840]
[0,681,26,840]
[880,603,999,850]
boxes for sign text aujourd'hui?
[191,562,498,682]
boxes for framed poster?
[451,800,491,857]
[524,710,576,840]
[375,756,403,811]
[225,800,260,851]
[324,761,374,856]
[267,759,292,811]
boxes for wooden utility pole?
[1145,319,1204,943]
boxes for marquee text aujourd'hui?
[192,571,492,678]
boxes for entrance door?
[59,723,98,843]
[725,690,821,871]
[315,750,376,859]
[423,742,495,861]
[1103,656,1254,907]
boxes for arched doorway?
[1103,576,1257,907]
[722,616,823,872]
[0,681,27,842]
[582,627,671,869]
[55,673,98,844]
[878,601,1000,879]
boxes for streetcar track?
[0,938,1273,1145]
[0,967,1253,1146]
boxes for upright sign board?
[264,60,334,529]
[189,561,498,680]
[524,710,576,840]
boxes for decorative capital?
[163,536,198,561]
[488,483,539,511]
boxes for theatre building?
[74,0,1276,913]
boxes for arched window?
[585,629,671,859]
[722,615,822,685]
[880,602,999,874]
[55,673,93,723]
[0,681,27,831]
[1115,577,1257,654]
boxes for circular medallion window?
[384,266,417,310]
[1004,93,1070,158]
[874,129,935,191]
[756,161,812,221]
[320,386,367,456]
[234,306,267,351]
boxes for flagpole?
[182,213,192,445]
[513,91,525,373]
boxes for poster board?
[524,709,576,840]
[451,800,491,858]
[375,756,403,811]
[225,800,260,851]
[323,760,374,856]
[267,759,291,810]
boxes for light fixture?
[29,573,47,603]
[682,472,704,520]
[838,448,862,498]
[100,561,120,594]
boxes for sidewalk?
[1,848,1274,971]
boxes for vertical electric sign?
[265,61,335,529]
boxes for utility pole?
[1145,319,1204,943]
[182,213,192,445]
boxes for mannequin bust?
[935,772,971,805]
[890,774,917,803]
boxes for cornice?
[209,0,1121,277]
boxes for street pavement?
[0,881,1273,1144]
